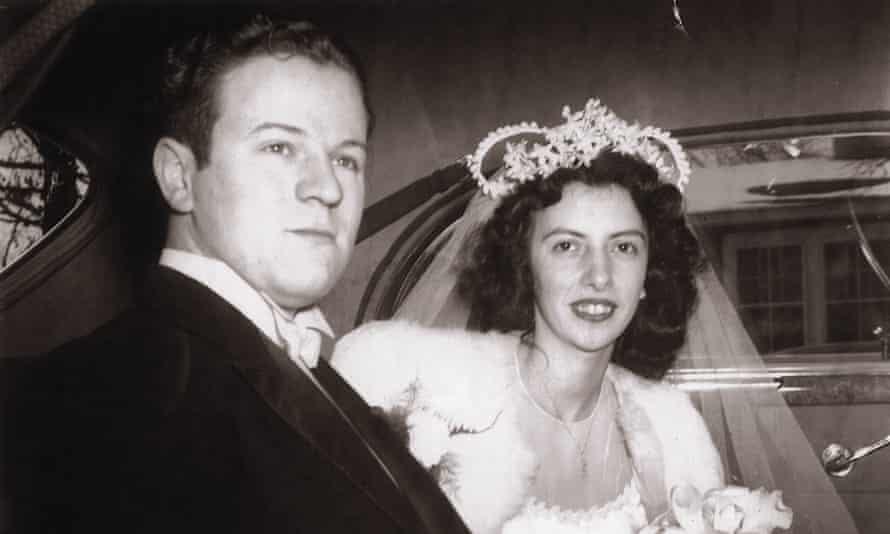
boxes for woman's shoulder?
[333,320,518,368]
[332,320,518,409]
[607,364,700,416]
[334,322,534,533]
[336,319,512,352]
[607,364,724,495]
[607,363,674,393]
[607,364,706,435]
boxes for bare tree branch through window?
[0,125,91,270]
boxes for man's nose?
[295,156,343,206]
[584,250,612,290]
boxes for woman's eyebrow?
[540,228,584,240]
[540,228,647,242]
[610,229,647,242]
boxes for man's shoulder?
[10,303,227,423]
[56,304,188,366]
[1,306,257,533]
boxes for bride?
[332,100,800,533]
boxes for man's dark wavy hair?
[159,13,371,168]
[456,151,703,380]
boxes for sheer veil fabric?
[394,187,859,534]
[394,190,496,327]
[684,268,858,534]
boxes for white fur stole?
[333,320,724,533]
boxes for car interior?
[3,1,890,532]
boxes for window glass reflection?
[686,134,890,357]
[735,245,804,352]
[0,125,91,271]
[825,239,890,343]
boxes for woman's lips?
[571,299,616,321]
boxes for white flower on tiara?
[466,99,691,199]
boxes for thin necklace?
[542,375,599,476]
[517,340,602,476]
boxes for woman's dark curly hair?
[456,151,704,380]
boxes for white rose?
[703,486,793,534]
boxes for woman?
[332,100,789,534]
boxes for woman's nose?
[295,156,343,206]
[584,252,612,290]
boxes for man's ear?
[153,137,198,213]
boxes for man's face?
[188,55,368,310]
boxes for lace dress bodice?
[501,363,650,533]
[503,484,647,534]
[514,360,636,510]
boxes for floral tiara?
[466,98,691,199]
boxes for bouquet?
[641,484,793,534]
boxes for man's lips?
[286,228,336,240]
[571,299,616,321]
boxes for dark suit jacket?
[2,266,469,533]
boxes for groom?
[3,12,468,534]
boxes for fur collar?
[333,320,723,533]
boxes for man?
[3,13,469,533]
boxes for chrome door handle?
[822,434,890,477]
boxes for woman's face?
[529,182,648,357]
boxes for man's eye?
[262,143,292,156]
[333,155,360,172]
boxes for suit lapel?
[241,337,421,532]
[141,267,422,532]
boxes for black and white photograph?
[2,1,889,532]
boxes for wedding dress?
[333,321,723,534]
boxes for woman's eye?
[553,240,577,253]
[614,242,639,255]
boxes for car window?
[685,134,890,361]
[0,124,91,272]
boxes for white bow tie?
[275,317,323,368]
[263,297,326,368]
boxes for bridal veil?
[394,174,860,534]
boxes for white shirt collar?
[159,248,334,366]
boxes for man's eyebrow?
[339,139,368,152]
[248,122,305,136]
[247,122,367,151]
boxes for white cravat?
[158,248,333,368]
[263,296,326,368]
